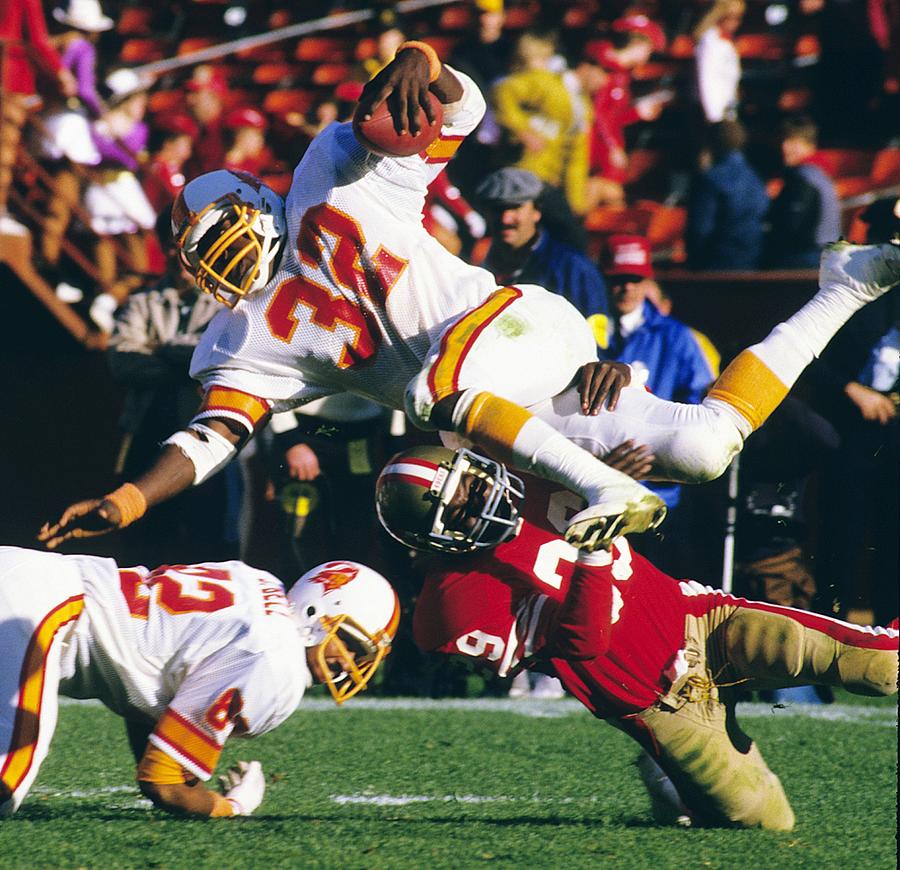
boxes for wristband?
[396,40,441,83]
[103,482,147,528]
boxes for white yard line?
[59,696,897,724]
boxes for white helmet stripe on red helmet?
[379,459,441,489]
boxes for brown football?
[352,92,444,157]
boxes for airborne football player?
[40,41,900,555]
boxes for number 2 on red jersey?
[265,202,408,368]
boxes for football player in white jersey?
[0,550,398,818]
[39,43,900,554]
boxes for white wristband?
[163,424,238,485]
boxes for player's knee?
[659,421,741,484]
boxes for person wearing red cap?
[585,14,669,206]
[601,234,720,571]
[223,107,275,178]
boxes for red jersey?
[414,476,740,716]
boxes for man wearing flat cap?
[476,166,609,335]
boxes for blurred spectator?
[686,120,768,270]
[50,0,111,118]
[764,115,840,269]
[475,167,609,332]
[107,210,228,565]
[223,107,275,177]
[492,30,588,246]
[362,9,407,79]
[0,0,77,236]
[585,14,667,208]
[184,64,227,177]
[86,69,157,331]
[600,234,719,574]
[809,198,899,627]
[37,0,113,271]
[142,114,198,213]
[692,0,745,124]
[268,395,392,579]
[448,0,512,95]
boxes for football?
[352,92,443,157]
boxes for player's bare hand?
[38,498,120,550]
[602,440,654,480]
[219,760,265,816]
[578,361,632,414]
[357,48,434,135]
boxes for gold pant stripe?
[427,287,522,401]
[706,350,788,431]
[0,596,84,792]
[201,387,271,429]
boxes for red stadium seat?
[503,2,539,29]
[117,7,153,36]
[119,38,167,63]
[295,37,352,63]
[439,4,473,30]
[252,63,303,86]
[148,90,185,114]
[794,34,820,57]
[816,148,876,179]
[236,44,287,64]
[263,89,317,118]
[355,38,378,61]
[178,37,217,57]
[871,148,900,186]
[735,34,789,60]
[422,36,460,60]
[311,63,353,87]
[667,34,694,59]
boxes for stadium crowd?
[2,0,898,705]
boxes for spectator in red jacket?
[143,114,198,213]
[0,0,77,235]
[184,65,227,178]
[222,107,275,178]
[585,14,667,206]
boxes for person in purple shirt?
[51,0,114,118]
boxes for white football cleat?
[564,490,666,552]
[819,240,900,304]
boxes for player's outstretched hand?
[357,47,436,135]
[38,498,119,550]
[603,440,654,480]
[219,761,265,816]
[578,361,632,414]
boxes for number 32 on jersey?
[265,203,408,368]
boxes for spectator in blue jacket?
[475,167,610,340]
[600,234,720,574]
[686,120,769,270]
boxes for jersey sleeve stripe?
[150,709,223,781]
[423,133,465,163]
[0,596,84,794]
[426,286,522,400]
[198,387,271,430]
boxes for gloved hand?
[219,761,265,816]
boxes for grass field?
[1,691,895,870]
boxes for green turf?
[0,693,895,870]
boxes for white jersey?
[189,68,499,433]
[59,555,309,781]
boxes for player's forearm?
[139,780,234,817]
[431,64,464,104]
[129,444,199,509]
[545,562,614,660]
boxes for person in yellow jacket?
[492,32,589,246]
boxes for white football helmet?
[171,169,286,307]
[376,446,525,554]
[287,561,400,705]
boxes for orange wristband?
[396,40,441,83]
[104,482,147,528]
